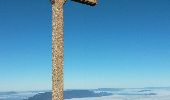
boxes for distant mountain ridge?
[0,91,17,95]
[25,90,113,100]
[144,87,170,89]
[97,88,124,91]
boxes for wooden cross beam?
[52,0,97,100]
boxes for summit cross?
[51,0,97,100]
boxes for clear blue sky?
[0,0,170,91]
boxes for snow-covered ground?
[65,88,170,100]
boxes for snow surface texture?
[65,88,170,100]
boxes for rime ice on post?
[52,0,97,100]
[52,0,64,100]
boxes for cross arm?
[71,0,97,6]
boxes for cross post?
[52,0,97,100]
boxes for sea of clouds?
[65,88,170,100]
[1,88,170,100]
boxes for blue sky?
[0,0,170,91]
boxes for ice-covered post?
[52,0,97,100]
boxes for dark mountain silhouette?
[25,90,112,100]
